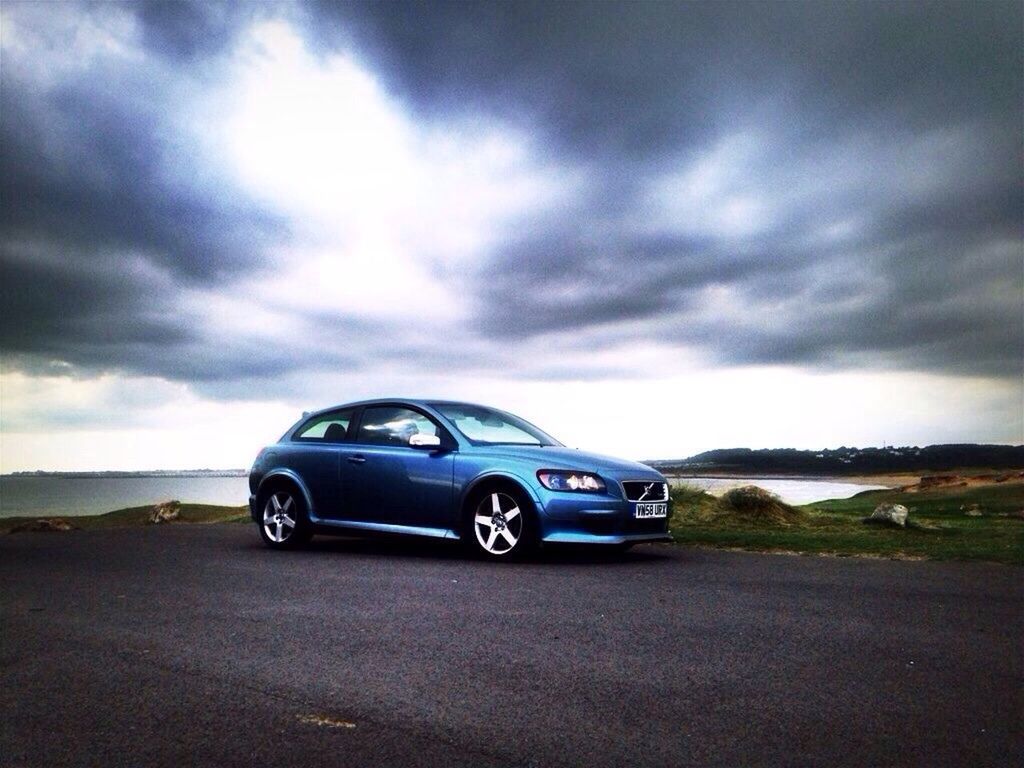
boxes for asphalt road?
[1,525,1021,767]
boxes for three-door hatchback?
[249,399,672,558]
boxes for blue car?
[249,399,672,558]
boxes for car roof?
[301,398,487,419]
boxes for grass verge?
[6,483,1022,565]
[669,483,1024,565]
[0,503,249,534]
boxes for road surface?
[1,525,1021,766]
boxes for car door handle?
[347,455,366,464]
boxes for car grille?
[621,481,668,502]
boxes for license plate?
[634,502,667,518]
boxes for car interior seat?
[323,422,348,442]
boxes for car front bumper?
[537,494,673,545]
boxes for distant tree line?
[653,444,1024,475]
[5,469,248,478]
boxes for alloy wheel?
[263,491,297,543]
[474,492,524,555]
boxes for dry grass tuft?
[717,486,804,525]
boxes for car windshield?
[431,404,560,447]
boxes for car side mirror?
[409,433,442,449]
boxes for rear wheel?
[468,488,534,560]
[258,487,312,549]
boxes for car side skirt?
[311,517,458,540]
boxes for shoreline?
[666,473,916,487]
[1,470,248,479]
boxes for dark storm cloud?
[310,0,1021,154]
[306,0,1022,378]
[1,81,283,281]
[0,2,291,384]
[0,245,325,385]
[135,0,248,62]
[1,0,1021,395]
[0,247,190,356]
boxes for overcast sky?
[1,0,1021,471]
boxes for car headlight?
[537,470,606,493]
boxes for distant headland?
[649,443,1024,476]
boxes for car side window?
[356,406,442,447]
[294,409,355,443]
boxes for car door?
[287,408,355,521]
[341,404,456,530]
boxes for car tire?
[257,486,313,550]
[466,486,535,560]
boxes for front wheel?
[468,488,534,560]
[258,488,312,549]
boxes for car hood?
[481,445,662,477]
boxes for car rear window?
[294,409,355,442]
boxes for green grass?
[0,503,248,533]
[669,483,1024,565]
[6,483,1023,565]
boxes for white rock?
[870,503,909,527]
[150,501,181,524]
